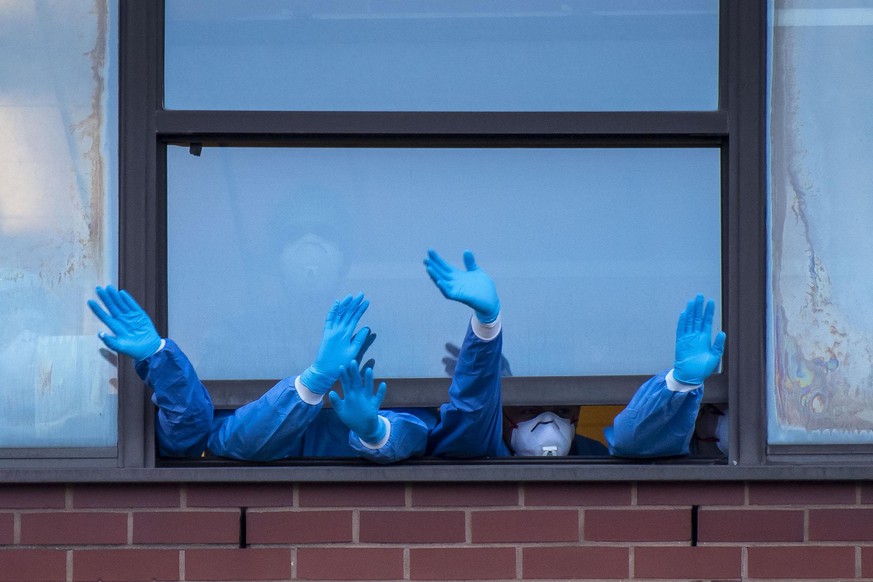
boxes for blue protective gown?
[137,327,508,463]
[424,317,700,458]
[604,370,703,457]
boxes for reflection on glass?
[165,0,718,111]
[767,2,873,444]
[0,1,118,447]
[167,146,721,380]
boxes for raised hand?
[329,361,388,445]
[424,249,500,323]
[299,293,372,394]
[673,294,727,385]
[88,285,162,361]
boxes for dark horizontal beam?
[5,460,873,483]
[205,374,728,409]
[156,110,729,142]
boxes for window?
[767,2,873,450]
[17,0,868,480]
[0,0,118,460]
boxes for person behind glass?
[421,250,726,458]
[88,286,435,463]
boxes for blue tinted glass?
[167,147,721,380]
[767,2,873,445]
[165,0,718,111]
[0,0,119,448]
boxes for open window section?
[0,0,119,459]
[157,144,726,465]
[164,0,719,112]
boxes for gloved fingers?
[359,358,376,374]
[683,297,696,334]
[702,297,716,335]
[425,249,455,276]
[327,390,343,408]
[326,295,353,326]
[97,332,121,353]
[343,294,369,329]
[691,293,705,331]
[424,257,453,281]
[88,299,125,335]
[96,286,125,317]
[350,327,372,358]
[374,381,387,409]
[676,310,687,340]
[354,329,376,363]
[338,360,361,393]
[119,289,147,315]
[463,249,478,272]
[711,331,727,358]
[425,265,448,288]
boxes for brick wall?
[1,481,871,581]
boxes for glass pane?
[0,1,118,448]
[767,1,873,445]
[165,0,718,112]
[167,147,721,380]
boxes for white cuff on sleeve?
[359,416,391,450]
[295,375,325,405]
[471,313,501,341]
[666,369,702,393]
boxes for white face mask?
[715,409,729,457]
[510,411,574,456]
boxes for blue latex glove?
[673,294,727,385]
[88,285,162,362]
[299,293,372,394]
[329,360,388,445]
[424,249,500,323]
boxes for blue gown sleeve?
[348,408,439,464]
[207,376,323,461]
[427,321,510,458]
[604,370,702,457]
[135,339,214,458]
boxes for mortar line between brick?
[403,546,410,580]
[13,512,20,545]
[180,485,188,509]
[628,545,634,579]
[352,508,360,544]
[127,512,133,545]
[515,545,522,579]
[631,483,638,506]
[292,483,299,508]
[66,549,73,582]
[857,545,862,579]
[405,483,412,508]
[179,548,185,582]
[858,482,863,505]
[65,485,73,510]
[804,509,809,542]
[290,546,297,579]
[465,509,472,544]
[741,545,748,580]
[744,481,749,505]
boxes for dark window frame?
[14,0,861,481]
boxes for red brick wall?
[0,481,870,581]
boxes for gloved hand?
[87,285,162,362]
[423,249,500,323]
[673,294,727,385]
[299,293,372,394]
[329,360,387,445]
